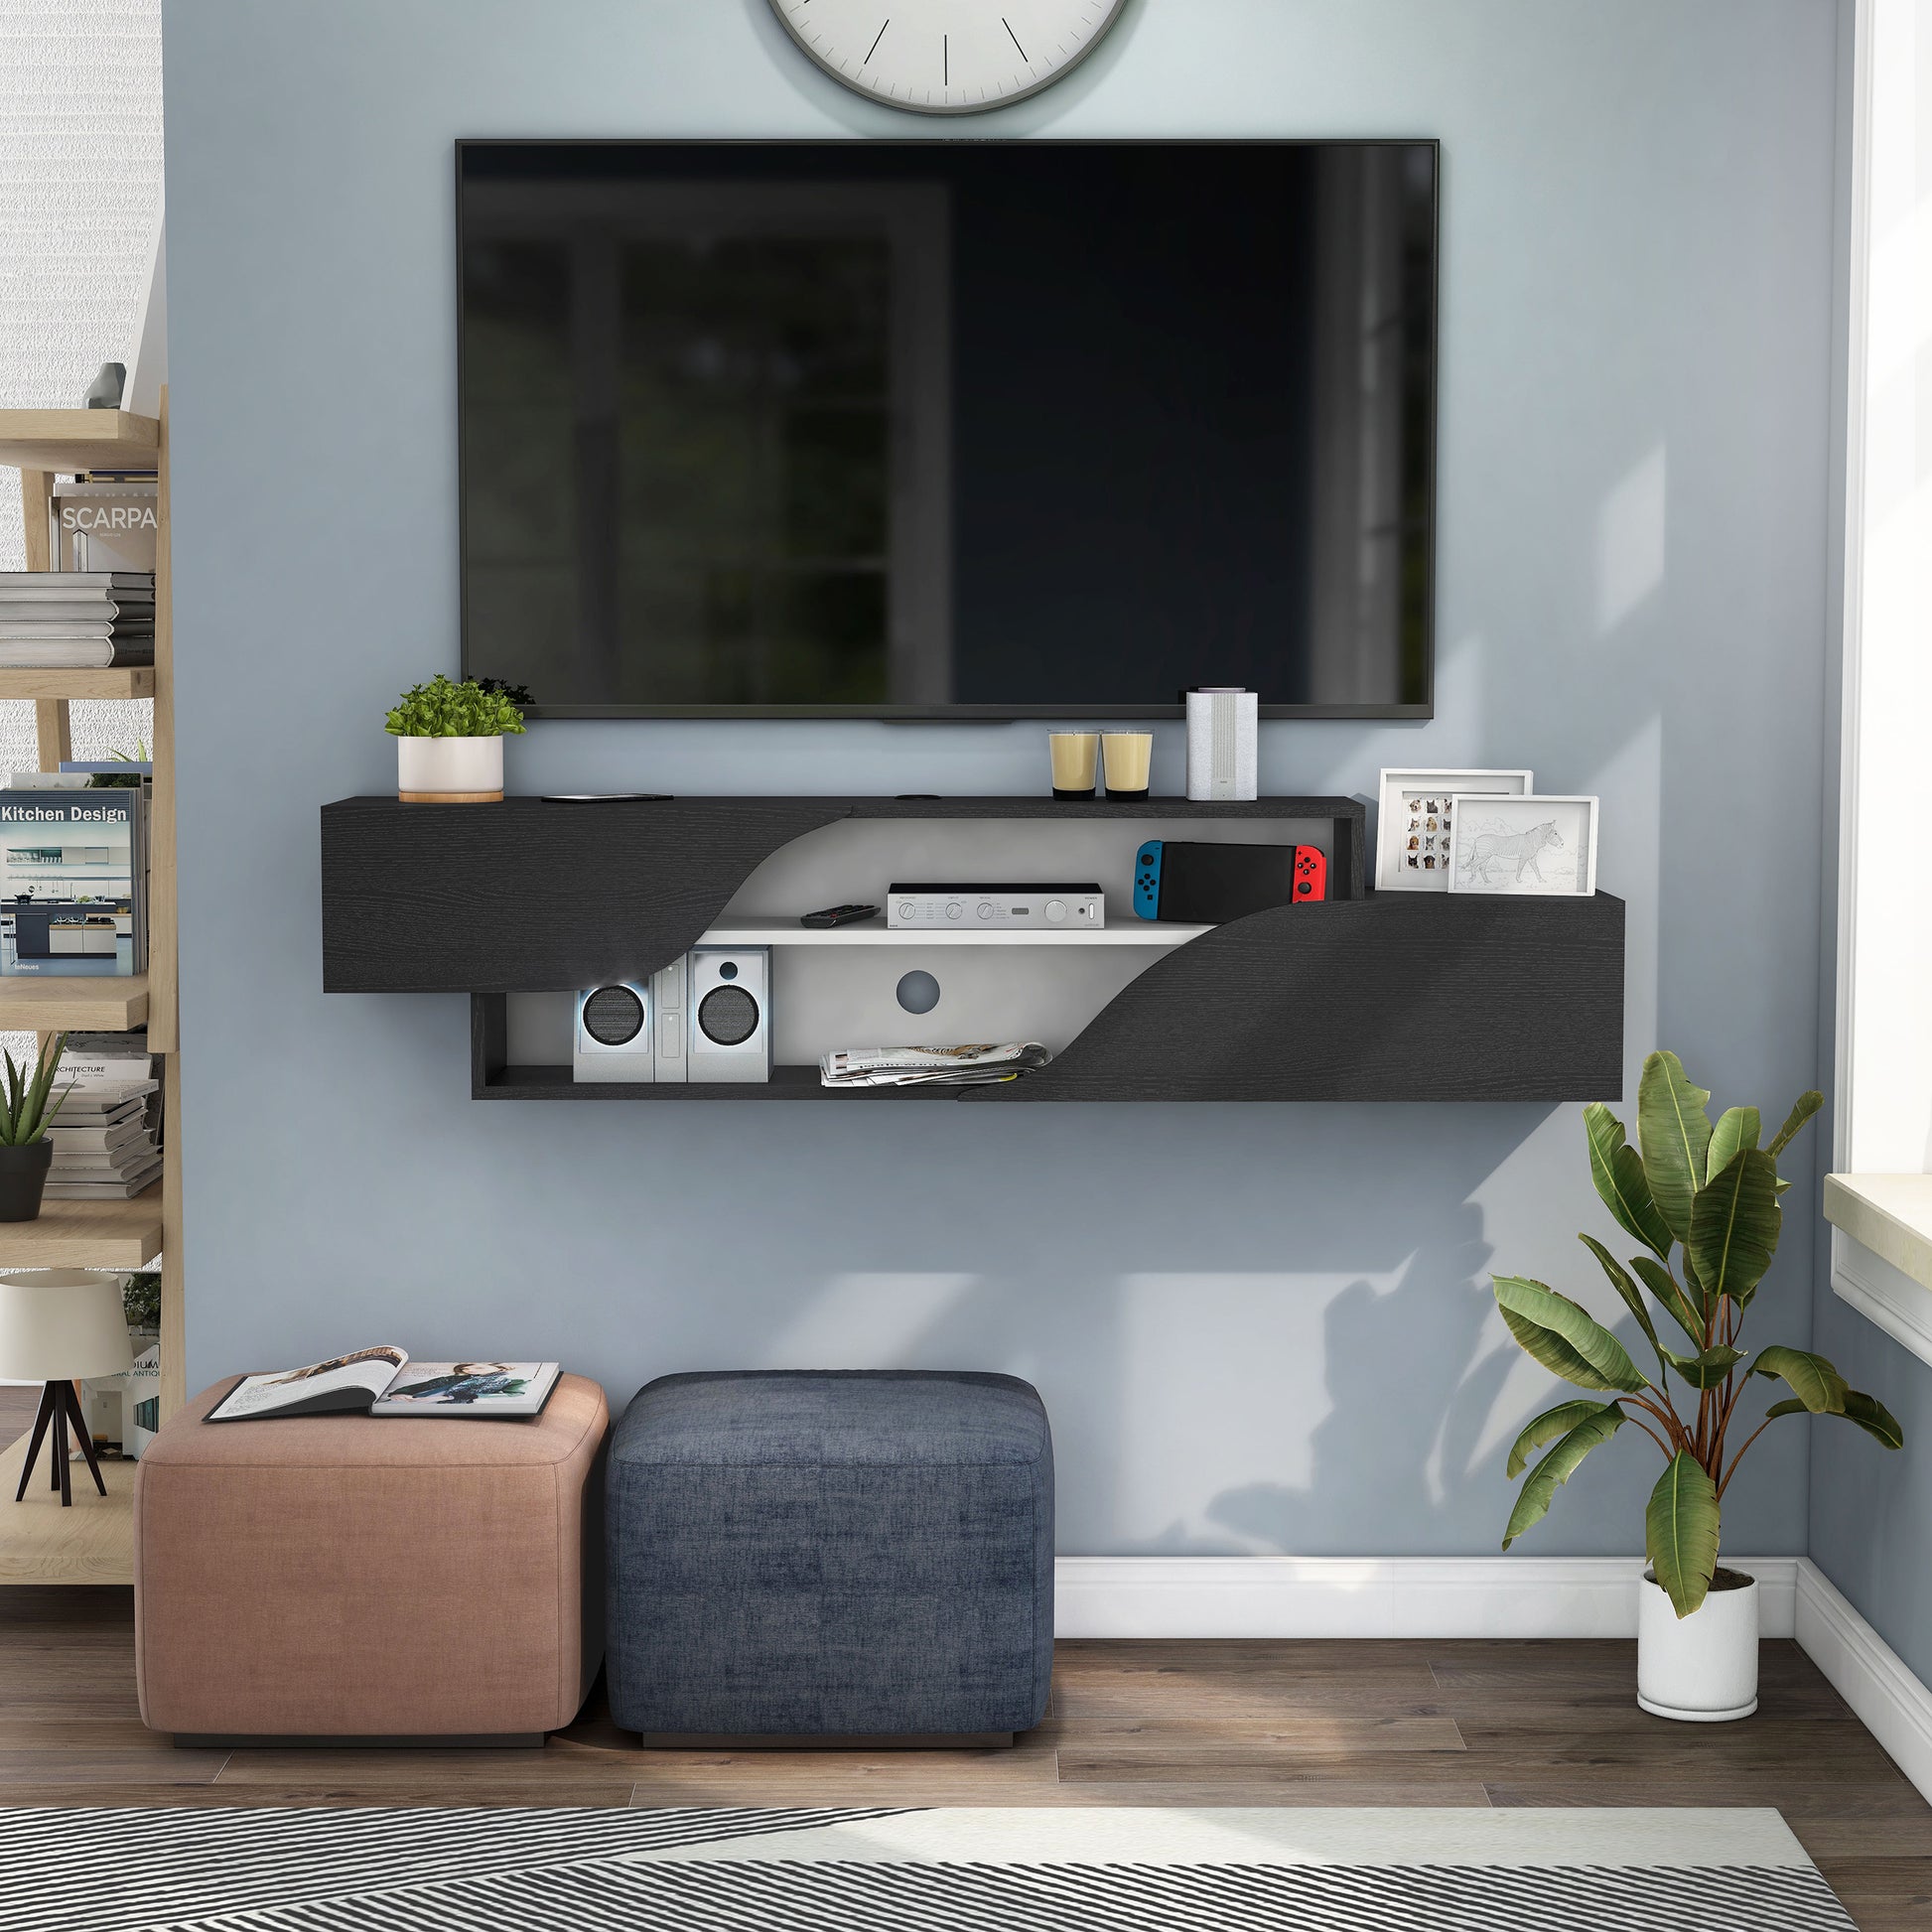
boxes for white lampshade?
[0,1270,134,1381]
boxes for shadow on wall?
[667,1100,1548,1556]
[1205,1206,1512,1555]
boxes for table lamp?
[0,1270,132,1505]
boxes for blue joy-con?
[1134,841,1164,920]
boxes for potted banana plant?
[1496,1050,1902,1721]
[385,675,528,802]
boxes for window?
[1826,0,1932,1354]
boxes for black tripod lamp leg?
[59,1380,107,1498]
[50,1398,69,1506]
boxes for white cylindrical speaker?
[1186,688,1258,801]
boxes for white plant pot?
[1637,1567,1758,1721]
[396,736,503,802]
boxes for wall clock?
[768,1,1129,115]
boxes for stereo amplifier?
[887,883,1105,930]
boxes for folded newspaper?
[820,1042,1052,1088]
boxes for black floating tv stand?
[320,794,1623,1104]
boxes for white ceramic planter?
[1637,1567,1759,1721]
[396,736,504,802]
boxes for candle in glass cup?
[1048,732,1099,800]
[1102,732,1154,800]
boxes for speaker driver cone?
[583,985,645,1046]
[699,984,759,1046]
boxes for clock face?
[769,1,1129,115]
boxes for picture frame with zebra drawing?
[1375,768,1534,893]
[1447,793,1599,897]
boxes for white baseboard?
[1053,1556,1799,1641]
[1794,1557,1932,1803]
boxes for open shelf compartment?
[0,1436,133,1586]
[322,794,1368,993]
[0,1188,163,1269]
[471,892,1624,1104]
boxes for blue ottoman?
[606,1371,1053,1742]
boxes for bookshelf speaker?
[687,947,771,1084]
[573,981,655,1083]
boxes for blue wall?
[1810,1292,1932,1679]
[164,0,1842,1558]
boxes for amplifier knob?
[977,903,994,920]
[1045,898,1066,922]
[945,902,963,920]
[897,902,914,920]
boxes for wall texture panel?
[0,0,160,775]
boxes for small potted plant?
[0,1033,72,1221]
[384,675,528,802]
[1495,1050,1902,1721]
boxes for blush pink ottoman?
[135,1374,608,1743]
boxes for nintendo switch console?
[1134,841,1327,922]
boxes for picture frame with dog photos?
[1447,793,1599,897]
[1375,768,1533,893]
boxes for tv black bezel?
[455,137,1441,722]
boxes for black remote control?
[800,903,881,928]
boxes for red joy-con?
[1292,845,1327,902]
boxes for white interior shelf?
[699,915,1213,948]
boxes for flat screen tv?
[458,140,1439,719]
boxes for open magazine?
[820,1042,1052,1088]
[207,1347,561,1422]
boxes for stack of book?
[0,571,154,668]
[62,1030,155,1085]
[44,1079,162,1199]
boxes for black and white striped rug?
[0,1804,1856,1930]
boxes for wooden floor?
[0,1590,1926,1929]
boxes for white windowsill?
[1826,1174,1932,1369]
[1825,1174,1932,1289]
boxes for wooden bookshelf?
[0,400,176,1586]
[0,1188,164,1269]
[0,1435,134,1585]
[0,973,149,1032]
[0,409,159,477]
[0,668,154,701]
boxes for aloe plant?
[1496,1049,1902,1618]
[0,1032,71,1145]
